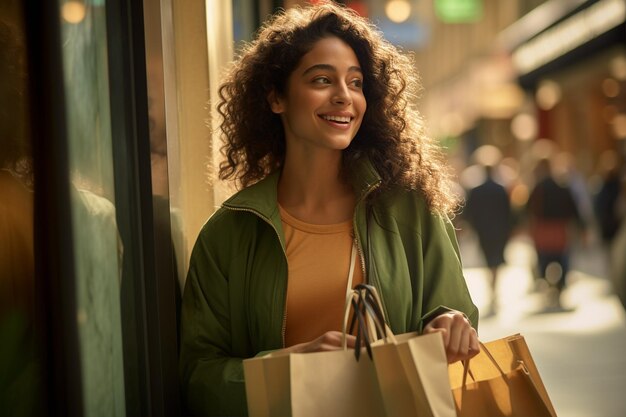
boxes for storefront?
[1,0,247,415]
[509,0,626,175]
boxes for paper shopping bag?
[448,335,557,417]
[243,351,291,417]
[506,334,557,416]
[243,285,386,417]
[352,284,456,417]
[290,348,385,417]
[243,345,385,417]
[371,331,457,417]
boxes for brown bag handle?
[461,341,528,388]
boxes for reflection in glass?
[0,7,41,416]
[60,0,126,415]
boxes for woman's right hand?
[280,331,357,354]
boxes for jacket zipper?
[353,180,382,292]
[221,205,290,348]
[353,180,392,324]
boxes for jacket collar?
[221,156,381,220]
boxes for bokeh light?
[385,0,412,23]
[511,113,537,141]
[536,79,562,110]
[602,78,620,98]
[62,1,86,24]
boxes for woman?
[180,3,479,416]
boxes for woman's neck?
[277,153,355,224]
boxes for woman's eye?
[351,79,363,88]
[313,76,330,84]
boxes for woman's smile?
[318,112,354,129]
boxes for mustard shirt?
[279,205,364,347]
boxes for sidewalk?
[460,233,626,417]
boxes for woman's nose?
[331,83,351,105]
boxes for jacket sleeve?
[418,212,479,331]
[179,229,248,417]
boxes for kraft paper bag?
[243,352,291,417]
[290,348,385,417]
[243,284,385,417]
[371,331,457,417]
[449,335,557,417]
[243,347,385,417]
[506,334,557,416]
[359,284,457,417]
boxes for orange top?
[279,205,364,347]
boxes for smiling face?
[269,36,366,155]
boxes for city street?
[460,231,626,417]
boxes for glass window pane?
[59,1,126,416]
[0,3,42,416]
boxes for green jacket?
[180,159,479,416]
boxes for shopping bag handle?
[341,242,361,353]
[461,341,528,388]
[354,285,386,335]
[354,284,397,344]
[351,294,374,361]
[342,284,397,361]
[341,287,376,361]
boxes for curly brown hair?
[217,2,459,214]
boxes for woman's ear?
[267,89,284,114]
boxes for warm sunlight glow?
[62,1,86,24]
[385,0,412,23]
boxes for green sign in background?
[434,0,483,23]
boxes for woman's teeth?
[321,115,350,123]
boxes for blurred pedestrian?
[526,155,586,308]
[610,213,626,310]
[179,3,479,416]
[594,150,624,245]
[594,150,626,309]
[463,145,512,314]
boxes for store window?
[59,1,126,415]
[0,3,42,416]
[4,0,259,415]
